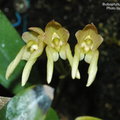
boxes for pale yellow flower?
[72,24,103,87]
[44,20,80,83]
[75,116,102,120]
[6,27,45,86]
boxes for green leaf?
[75,116,102,120]
[45,108,59,120]
[0,85,54,120]
[0,11,25,88]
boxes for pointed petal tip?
[21,83,25,87]
[72,72,76,79]
[46,59,53,84]
[86,50,99,87]
[71,64,79,80]
[75,75,80,79]
[21,69,29,87]
[86,82,91,87]
[75,70,81,79]
[5,64,12,80]
[86,72,96,87]
[21,77,27,86]
[71,64,77,79]
[21,79,25,86]
[47,78,52,84]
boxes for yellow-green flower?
[72,24,103,87]
[6,27,45,86]
[44,20,80,83]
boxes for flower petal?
[22,32,38,43]
[57,27,70,44]
[86,50,99,87]
[22,47,31,60]
[59,45,67,60]
[29,27,44,42]
[22,56,37,86]
[49,47,59,62]
[46,46,54,84]
[91,34,103,50]
[60,44,80,78]
[75,30,87,44]
[84,51,93,64]
[44,20,62,45]
[22,41,45,61]
[65,44,80,79]
[22,47,44,86]
[75,24,103,51]
[72,45,81,79]
[45,20,62,31]
[28,27,44,35]
[52,52,59,62]
[83,23,98,33]
[6,46,25,79]
[75,69,80,79]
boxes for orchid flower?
[72,24,103,87]
[44,20,80,83]
[6,27,45,86]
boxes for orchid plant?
[6,21,103,87]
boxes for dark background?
[0,0,120,120]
